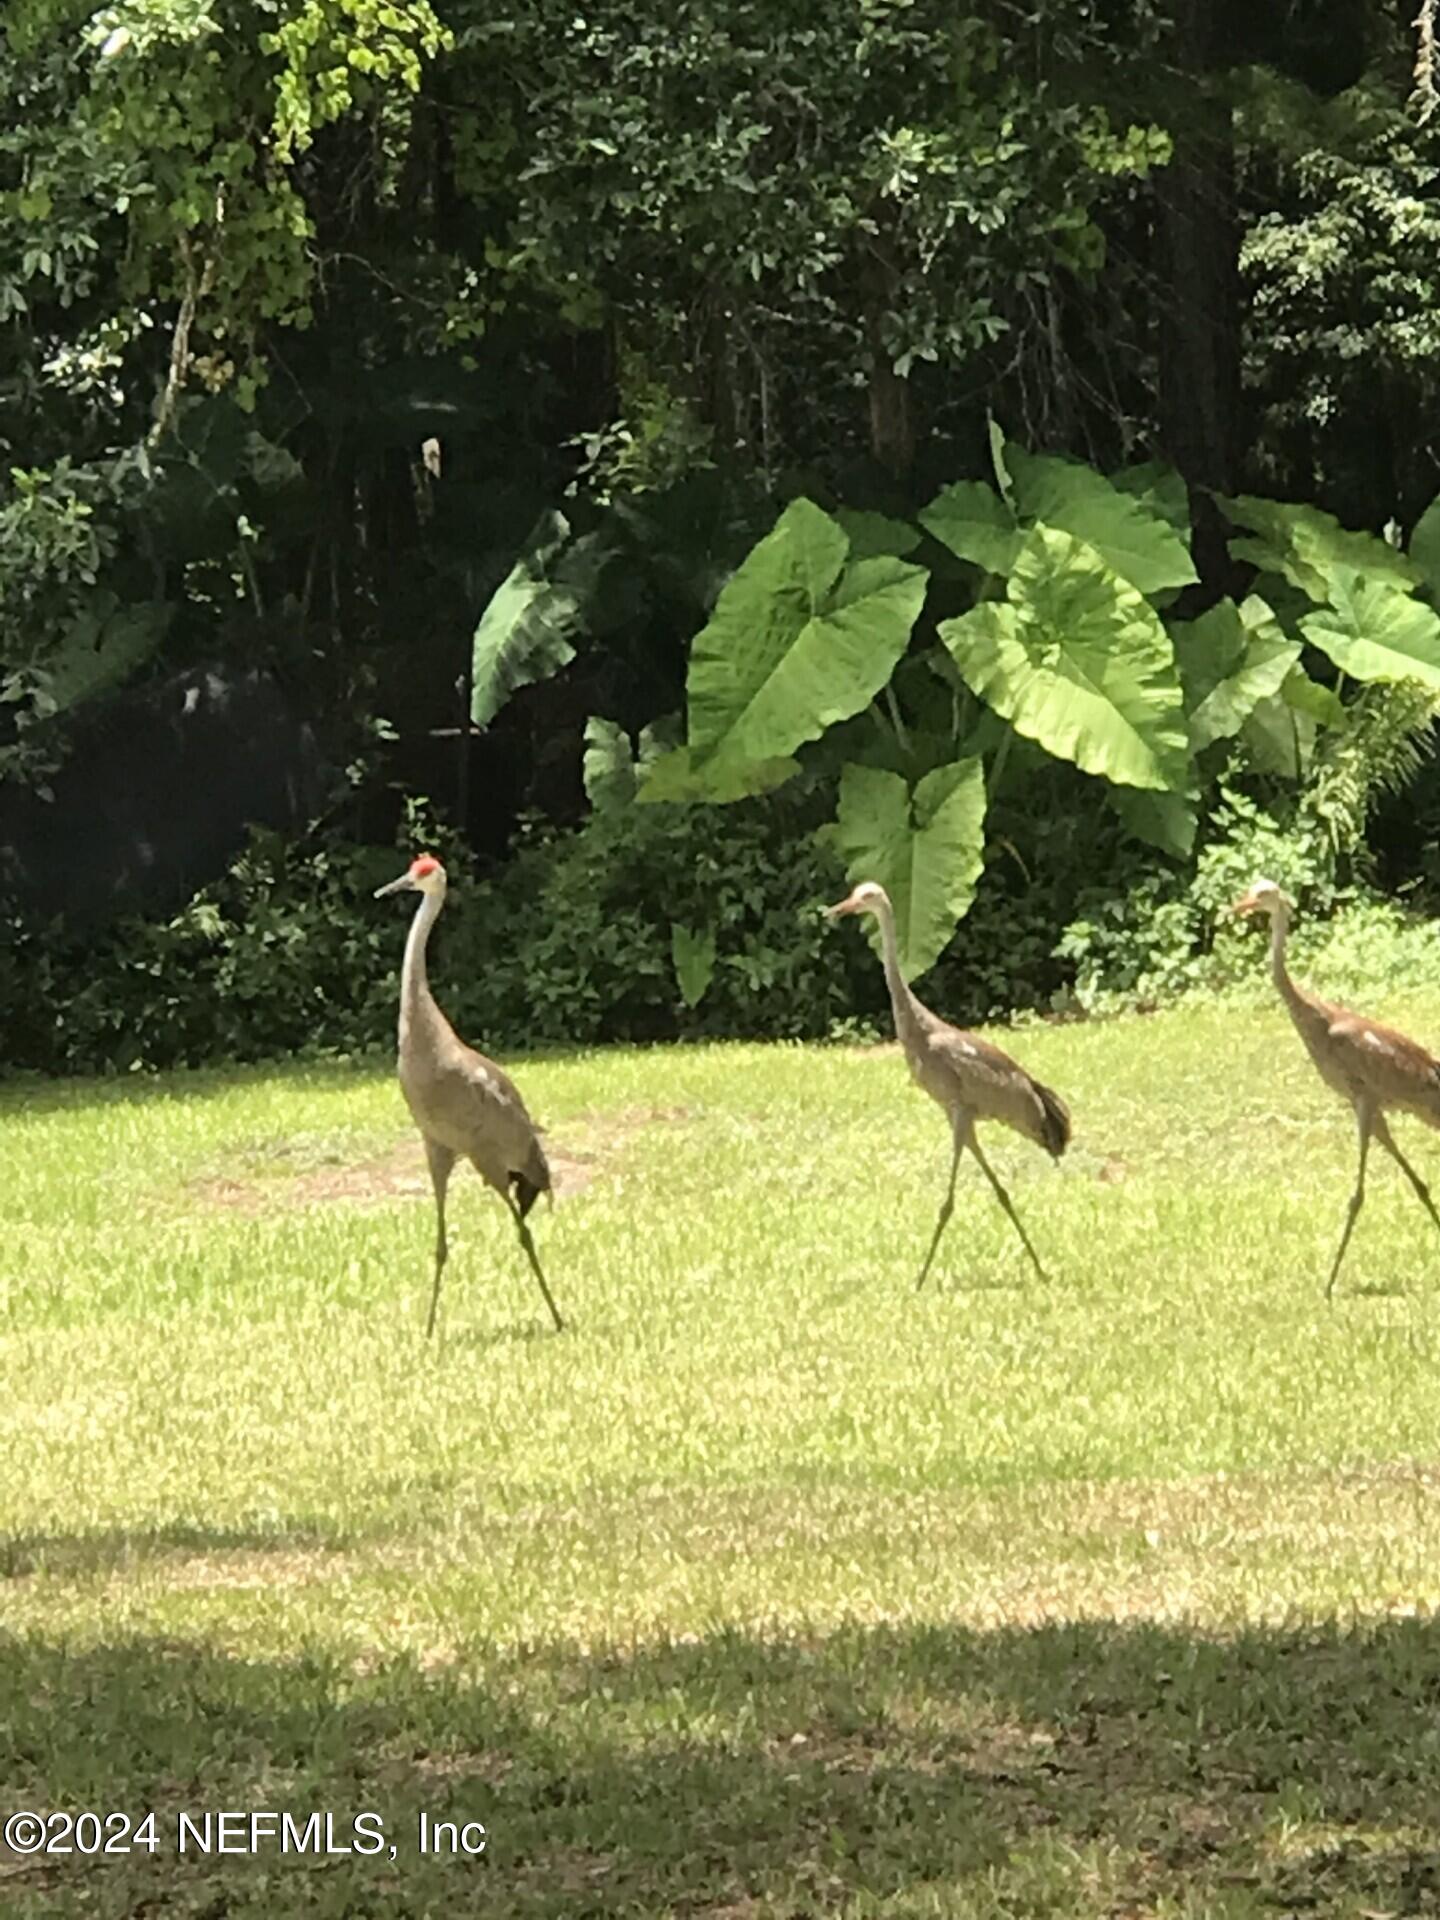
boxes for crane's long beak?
[824,896,857,919]
[374,873,413,898]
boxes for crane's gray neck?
[399,886,446,1046]
[873,896,924,1045]
[1268,904,1305,1017]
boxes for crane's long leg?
[968,1131,1049,1283]
[423,1137,457,1338]
[507,1197,565,1333]
[1374,1115,1440,1240]
[915,1119,965,1290]
[1326,1107,1373,1301]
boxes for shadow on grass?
[5,1614,1440,1915]
[437,1320,562,1358]
[0,1517,380,1581]
[0,1043,601,1121]
[0,1057,387,1119]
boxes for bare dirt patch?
[185,1107,692,1214]
[567,1102,693,1143]
[185,1140,424,1215]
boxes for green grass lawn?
[7,1002,1440,1915]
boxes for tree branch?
[1417,0,1438,123]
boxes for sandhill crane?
[826,881,1071,1287]
[1233,877,1440,1296]
[374,854,564,1337]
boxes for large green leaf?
[671,924,717,1008]
[471,510,609,728]
[1111,461,1191,542]
[1221,496,1420,604]
[1280,670,1346,729]
[833,507,922,560]
[686,498,928,769]
[1242,669,1325,778]
[1409,493,1440,595]
[832,759,987,981]
[1171,595,1300,751]
[43,597,172,714]
[921,450,1195,599]
[582,716,635,811]
[917,481,1019,575]
[1300,574,1440,690]
[1007,448,1198,596]
[1111,786,1198,859]
[939,526,1191,792]
[987,415,1014,505]
[635,745,799,805]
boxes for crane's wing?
[458,1043,550,1164]
[1326,1012,1440,1125]
[456,1043,534,1118]
[928,1025,1071,1156]
[405,1026,551,1196]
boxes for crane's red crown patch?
[411,854,441,877]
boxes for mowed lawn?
[7,1004,1440,1916]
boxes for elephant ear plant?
[472,429,1440,1002]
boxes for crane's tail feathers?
[1035,1080,1072,1160]
[510,1142,552,1219]
[1415,1060,1440,1130]
[511,1170,544,1218]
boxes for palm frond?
[1300,679,1440,861]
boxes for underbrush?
[7,777,1440,1077]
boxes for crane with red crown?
[375,854,564,1337]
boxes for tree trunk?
[703,289,746,458]
[1155,0,1241,591]
[861,221,914,481]
[866,323,915,481]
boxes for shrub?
[1,832,400,1076]
[0,794,882,1075]
[1053,778,1440,1018]
[13,746,1440,1081]
[438,791,874,1047]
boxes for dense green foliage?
[2,790,1073,1072]
[2,800,858,1072]
[7,0,1440,1069]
